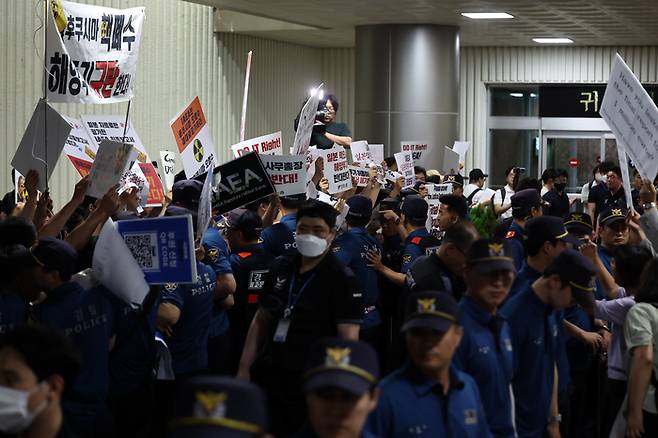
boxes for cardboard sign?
[401,141,428,162]
[452,141,470,164]
[81,115,148,163]
[62,115,98,161]
[292,87,322,155]
[159,151,176,192]
[170,96,217,178]
[350,141,371,163]
[213,152,275,215]
[137,162,166,207]
[87,140,135,198]
[116,215,197,284]
[394,151,416,189]
[425,183,454,218]
[369,144,384,165]
[230,131,283,157]
[349,166,370,187]
[320,146,351,194]
[600,54,658,181]
[46,1,145,103]
[120,162,149,207]
[11,100,70,192]
[442,147,460,174]
[67,155,93,177]
[616,145,635,211]
[260,154,307,196]
[93,218,150,306]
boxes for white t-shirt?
[541,185,550,196]
[492,185,515,219]
[464,183,487,205]
[581,180,597,204]
[624,302,658,414]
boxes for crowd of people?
[1,145,658,438]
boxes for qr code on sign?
[123,232,159,272]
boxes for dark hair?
[297,200,337,230]
[244,198,269,213]
[346,215,370,229]
[280,196,305,210]
[609,165,622,179]
[526,236,558,257]
[414,166,426,177]
[614,244,653,289]
[598,161,615,174]
[0,216,38,248]
[405,216,427,228]
[440,194,468,219]
[516,178,541,192]
[0,244,38,284]
[591,164,600,178]
[319,94,339,113]
[0,325,80,391]
[504,166,515,177]
[634,258,658,303]
[541,169,557,184]
[555,168,568,178]
[384,157,396,169]
[542,262,570,288]
[442,222,479,253]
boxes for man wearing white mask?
[0,325,80,438]
[237,199,364,437]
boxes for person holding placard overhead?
[307,94,352,149]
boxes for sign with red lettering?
[230,131,283,157]
[67,155,93,177]
[137,162,166,207]
[259,155,306,196]
[349,166,370,187]
[400,141,428,162]
[350,141,371,163]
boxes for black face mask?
[555,183,566,192]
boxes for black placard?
[213,152,275,215]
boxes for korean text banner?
[231,131,283,157]
[170,96,217,178]
[62,115,96,177]
[320,146,351,194]
[213,152,275,215]
[394,151,416,189]
[47,0,145,103]
[260,154,307,196]
[80,115,148,163]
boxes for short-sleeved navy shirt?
[400,228,429,274]
[542,189,570,218]
[202,227,232,338]
[261,213,297,257]
[504,222,526,272]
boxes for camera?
[513,167,526,174]
[315,104,330,122]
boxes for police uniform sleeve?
[332,267,365,325]
[160,283,185,309]
[331,235,352,266]
[365,390,395,438]
[509,239,524,271]
[202,231,232,275]
[400,244,422,274]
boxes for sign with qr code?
[116,215,197,284]
[213,152,275,215]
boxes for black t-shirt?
[311,122,352,149]
[403,252,466,301]
[258,252,364,372]
[587,183,607,219]
[542,189,570,218]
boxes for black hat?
[402,291,460,333]
[564,212,593,235]
[545,248,596,308]
[172,179,203,209]
[379,197,401,214]
[598,207,627,228]
[511,188,543,216]
[468,169,488,181]
[303,338,379,396]
[346,195,373,220]
[526,216,579,246]
[443,173,464,186]
[438,194,468,219]
[401,195,428,222]
[466,238,516,274]
[280,193,307,209]
[30,237,78,279]
[224,208,262,233]
[168,376,267,438]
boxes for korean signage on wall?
[539,85,658,118]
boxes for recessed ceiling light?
[509,93,524,98]
[461,12,514,19]
[532,38,574,44]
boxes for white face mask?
[0,384,47,434]
[295,234,328,258]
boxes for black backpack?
[466,188,482,207]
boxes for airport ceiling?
[189,0,658,47]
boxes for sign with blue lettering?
[116,215,197,284]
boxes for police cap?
[346,195,373,221]
[526,216,579,247]
[30,237,78,280]
[401,195,428,223]
[545,248,597,308]
[598,206,627,228]
[379,197,401,214]
[466,238,516,274]
[225,208,262,233]
[172,179,204,209]
[443,173,464,186]
[511,188,542,215]
[564,212,593,235]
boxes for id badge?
[273,319,291,343]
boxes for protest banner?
[425,183,454,218]
[67,155,93,177]
[159,151,176,192]
[213,152,275,215]
[137,162,165,207]
[46,0,145,103]
[12,100,70,192]
[350,141,371,163]
[93,218,150,306]
[170,96,217,178]
[616,145,635,211]
[385,170,403,184]
[87,140,135,198]
[116,215,197,284]
[600,53,658,182]
[401,141,428,162]
[394,151,416,189]
[230,131,283,157]
[292,85,322,155]
[349,166,370,187]
[452,141,470,164]
[320,146,351,194]
[62,115,98,160]
[369,144,384,165]
[81,115,148,163]
[260,155,307,196]
[441,147,460,174]
[120,162,149,207]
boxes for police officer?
[223,208,274,371]
[295,338,380,438]
[501,249,596,438]
[595,207,630,298]
[443,173,465,197]
[261,194,306,257]
[332,196,382,346]
[437,194,468,232]
[504,188,544,271]
[564,212,594,241]
[378,197,404,273]
[454,238,516,437]
[366,291,490,437]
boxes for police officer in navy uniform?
[504,188,544,271]
[261,194,306,257]
[26,237,116,437]
[222,208,274,372]
[332,196,382,347]
[563,212,594,241]
[295,338,380,438]
[366,291,490,437]
[501,249,596,438]
[454,238,516,437]
[595,206,630,299]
